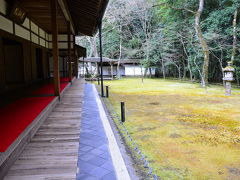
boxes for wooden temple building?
[0,0,109,179]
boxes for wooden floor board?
[4,79,84,180]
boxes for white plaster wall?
[40,38,45,47]
[0,16,13,34]
[102,66,124,76]
[31,33,38,44]
[48,42,73,49]
[124,65,155,76]
[125,65,142,76]
[48,34,73,42]
[31,22,38,34]
[15,24,30,40]
[0,1,46,48]
[39,28,45,38]
[58,34,67,41]
[0,0,8,15]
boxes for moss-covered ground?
[101,78,240,180]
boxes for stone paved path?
[77,83,117,180]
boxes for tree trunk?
[93,36,98,57]
[177,66,181,80]
[195,0,209,87]
[180,35,193,81]
[85,64,89,76]
[160,53,166,79]
[236,73,240,87]
[89,36,98,57]
[110,63,114,80]
[141,64,144,83]
[162,60,166,79]
[231,9,238,63]
[183,65,186,80]
[144,68,148,77]
[117,26,122,79]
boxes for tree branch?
[152,2,195,14]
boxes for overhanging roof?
[67,0,109,36]
[52,45,86,57]
[6,0,109,36]
[75,45,87,58]
[80,58,141,64]
[81,57,114,63]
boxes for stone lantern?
[223,61,235,96]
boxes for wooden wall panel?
[42,49,49,79]
[4,45,24,84]
[0,37,5,88]
[31,45,37,80]
[23,41,31,83]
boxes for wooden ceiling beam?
[57,0,75,35]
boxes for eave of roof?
[67,0,109,36]
[6,0,109,36]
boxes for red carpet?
[60,77,70,82]
[32,82,68,95]
[0,78,70,152]
[0,96,54,152]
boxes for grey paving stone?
[98,144,109,151]
[89,167,110,178]
[77,84,117,179]
[80,153,96,161]
[78,160,98,173]
[80,139,99,146]
[101,161,114,171]
[88,156,107,166]
[80,145,93,152]
[89,148,105,156]
[101,172,117,180]
[98,152,111,160]
[77,173,100,180]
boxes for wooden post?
[67,21,72,82]
[106,86,109,98]
[97,63,100,85]
[51,0,60,96]
[83,57,85,78]
[121,102,125,122]
[99,22,104,97]
[62,56,65,77]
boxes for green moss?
[97,78,240,179]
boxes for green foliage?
[77,0,240,83]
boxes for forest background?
[77,0,240,87]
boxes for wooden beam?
[51,0,60,96]
[58,0,75,34]
[67,21,72,82]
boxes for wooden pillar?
[67,21,72,82]
[62,56,65,77]
[99,22,104,97]
[51,0,60,96]
[73,35,78,78]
